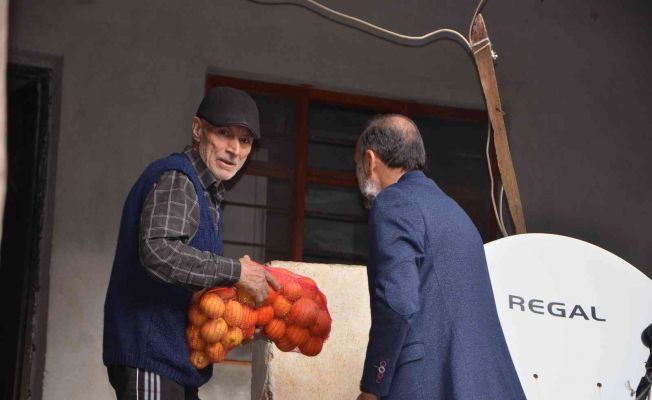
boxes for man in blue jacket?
[355,114,526,400]
[103,87,279,399]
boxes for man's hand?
[356,393,379,400]
[236,255,281,306]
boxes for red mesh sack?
[265,267,331,356]
[186,265,332,367]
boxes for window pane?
[303,218,368,264]
[305,183,366,218]
[303,183,368,264]
[306,142,356,171]
[252,94,298,168]
[252,94,296,260]
[307,103,376,171]
[414,116,488,185]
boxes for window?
[210,75,498,268]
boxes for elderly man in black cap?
[103,87,279,400]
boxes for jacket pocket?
[397,342,425,367]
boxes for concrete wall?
[7,0,652,399]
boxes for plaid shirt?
[138,146,241,289]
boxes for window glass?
[303,183,368,264]
[307,103,376,171]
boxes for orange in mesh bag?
[187,266,332,367]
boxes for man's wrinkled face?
[192,118,253,182]
[354,145,381,202]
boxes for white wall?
[7,0,652,398]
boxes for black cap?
[196,87,260,139]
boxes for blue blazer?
[361,171,526,400]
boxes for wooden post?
[290,94,310,260]
[471,14,527,234]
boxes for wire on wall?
[248,0,487,50]
[486,120,508,237]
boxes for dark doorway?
[0,64,53,400]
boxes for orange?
[283,280,303,301]
[309,310,332,338]
[272,296,292,318]
[224,300,243,327]
[221,326,244,349]
[255,305,274,327]
[240,305,257,329]
[188,305,208,327]
[299,336,324,357]
[274,335,296,352]
[213,287,237,301]
[199,292,225,319]
[263,319,287,341]
[286,325,310,347]
[237,287,256,307]
[186,325,205,351]
[200,318,228,343]
[288,297,319,328]
[206,342,226,363]
[190,350,210,369]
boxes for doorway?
[0,63,53,400]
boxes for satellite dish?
[485,233,652,399]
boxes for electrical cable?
[498,184,506,234]
[485,119,508,237]
[468,0,488,41]
[247,0,487,50]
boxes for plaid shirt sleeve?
[138,170,241,290]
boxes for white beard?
[356,162,381,204]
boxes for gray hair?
[358,114,426,171]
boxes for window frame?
[206,75,498,262]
